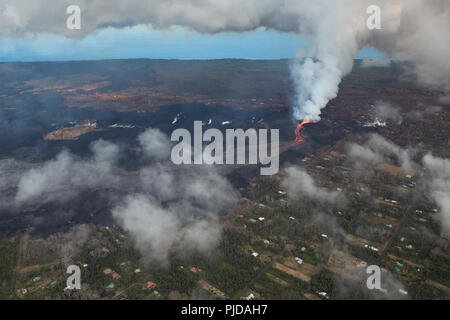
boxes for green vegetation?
[0,235,20,298]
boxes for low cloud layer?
[422,154,450,233]
[138,128,172,161]
[346,134,416,171]
[347,134,450,234]
[113,165,238,264]
[373,101,403,125]
[3,128,239,264]
[15,139,120,205]
[281,166,342,204]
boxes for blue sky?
[0,26,387,62]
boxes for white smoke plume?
[289,0,448,121]
[1,0,448,121]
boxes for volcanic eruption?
[293,120,310,144]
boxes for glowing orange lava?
[293,120,310,144]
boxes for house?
[134,269,141,273]
[146,281,155,289]
[252,252,259,257]
[190,267,197,273]
[112,273,120,280]
[106,284,115,289]
[295,257,303,265]
[32,276,41,282]
[258,203,265,208]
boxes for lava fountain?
[293,120,310,144]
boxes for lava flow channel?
[293,120,310,144]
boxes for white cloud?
[9,129,239,264]
[113,165,238,264]
[15,139,120,205]
[422,154,450,234]
[346,134,416,170]
[138,128,171,161]
[281,166,341,203]
[373,101,403,125]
